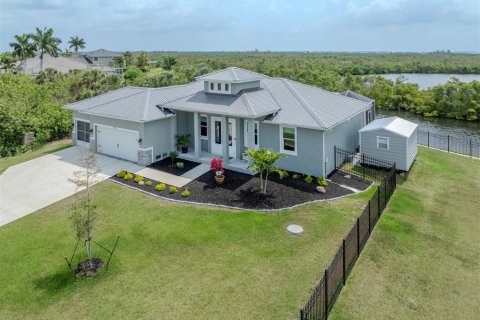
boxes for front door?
[211,117,236,158]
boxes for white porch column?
[221,115,229,164]
[193,112,201,158]
[246,119,256,165]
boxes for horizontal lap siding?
[143,118,174,161]
[360,129,407,170]
[325,111,365,176]
[406,130,418,170]
[260,123,324,177]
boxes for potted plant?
[176,134,191,153]
[210,158,225,185]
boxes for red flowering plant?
[210,158,224,177]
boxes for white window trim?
[74,118,91,147]
[377,136,389,150]
[280,125,297,156]
[244,120,259,148]
[200,114,208,140]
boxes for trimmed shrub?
[116,170,126,178]
[123,172,133,180]
[155,183,166,191]
[169,186,178,194]
[304,175,313,184]
[292,173,301,180]
[279,170,289,180]
[134,174,144,183]
[177,162,185,169]
[317,176,328,187]
[181,188,190,197]
[145,180,152,186]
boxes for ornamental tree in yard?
[69,147,100,270]
[246,148,285,194]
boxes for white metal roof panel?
[359,117,418,137]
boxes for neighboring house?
[81,49,122,66]
[64,67,374,177]
[359,117,418,171]
[17,50,122,76]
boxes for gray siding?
[175,111,195,148]
[231,80,260,95]
[259,123,324,177]
[143,117,174,161]
[360,129,407,170]
[324,111,365,176]
[406,129,418,170]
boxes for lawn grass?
[331,147,480,320]
[0,139,72,175]
[0,180,369,319]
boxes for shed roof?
[359,117,418,137]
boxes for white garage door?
[96,125,139,162]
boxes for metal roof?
[359,117,418,137]
[339,90,375,103]
[196,67,266,82]
[84,49,122,57]
[65,68,373,129]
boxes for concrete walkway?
[134,167,192,188]
[180,163,210,180]
[0,147,142,227]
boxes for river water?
[377,73,480,90]
[376,110,480,142]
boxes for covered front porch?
[178,150,251,174]
[174,111,258,174]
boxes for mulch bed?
[74,258,104,278]
[329,171,372,191]
[148,157,200,176]
[110,168,371,210]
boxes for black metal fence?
[418,130,480,158]
[334,146,395,183]
[300,151,397,320]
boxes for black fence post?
[342,239,346,285]
[470,139,472,158]
[362,154,365,180]
[378,187,381,214]
[356,218,360,257]
[334,146,337,170]
[384,182,387,209]
[447,135,450,153]
[427,131,430,148]
[325,269,329,320]
[368,200,371,234]
[300,309,304,320]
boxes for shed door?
[96,125,138,162]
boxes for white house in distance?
[359,117,418,171]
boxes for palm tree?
[246,148,286,194]
[29,27,62,72]
[68,36,86,53]
[0,53,17,73]
[9,34,35,61]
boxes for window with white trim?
[210,82,214,90]
[244,120,259,148]
[225,83,229,91]
[93,57,98,62]
[377,136,389,149]
[77,120,90,143]
[200,115,208,139]
[217,83,221,91]
[280,126,297,155]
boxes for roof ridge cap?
[240,93,256,116]
[142,89,151,121]
[229,67,240,81]
[282,79,327,129]
[259,80,283,112]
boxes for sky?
[0,0,479,52]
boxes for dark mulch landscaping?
[329,171,372,191]
[74,258,104,278]
[148,157,200,176]
[110,167,371,210]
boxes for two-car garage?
[96,125,139,163]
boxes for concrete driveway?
[0,146,142,227]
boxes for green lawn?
[0,181,369,319]
[331,147,480,320]
[0,139,72,174]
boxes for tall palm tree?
[29,27,62,72]
[68,36,86,53]
[9,34,35,61]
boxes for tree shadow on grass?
[32,269,75,294]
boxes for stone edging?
[109,178,374,212]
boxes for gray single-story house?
[65,67,375,177]
[359,116,418,171]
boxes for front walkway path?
[180,164,210,180]
[135,167,192,188]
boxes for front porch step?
[180,163,210,180]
